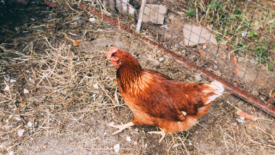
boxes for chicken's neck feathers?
[117,62,143,93]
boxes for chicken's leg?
[148,129,166,143]
[108,122,134,135]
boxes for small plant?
[186,9,195,18]
[252,38,271,66]
[232,41,249,55]
[248,30,258,38]
[268,28,273,34]
[268,64,273,71]
[215,35,221,41]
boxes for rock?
[160,25,168,29]
[159,57,164,62]
[9,151,15,155]
[89,18,96,22]
[242,32,247,37]
[4,85,10,91]
[116,0,128,12]
[143,4,167,24]
[126,136,131,142]
[17,129,25,137]
[24,88,29,94]
[147,55,159,66]
[27,121,33,127]
[195,74,202,81]
[93,84,99,89]
[116,0,135,15]
[236,118,245,124]
[113,144,120,153]
[10,79,16,83]
[183,24,218,46]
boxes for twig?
[177,137,190,155]
[65,0,81,15]
[226,101,242,111]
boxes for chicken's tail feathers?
[204,80,224,105]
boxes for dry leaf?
[267,92,275,105]
[73,40,79,46]
[198,49,205,55]
[198,49,209,59]
[236,110,257,121]
[232,54,240,77]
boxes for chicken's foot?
[108,122,134,135]
[148,129,166,143]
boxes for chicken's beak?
[105,56,111,61]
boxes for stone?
[183,24,218,46]
[143,4,167,24]
[114,144,120,153]
[116,0,135,15]
[195,74,202,81]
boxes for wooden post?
[135,0,146,33]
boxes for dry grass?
[0,0,275,154]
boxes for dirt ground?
[1,1,275,155]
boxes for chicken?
[106,47,224,142]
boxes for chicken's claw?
[148,130,166,143]
[108,122,134,135]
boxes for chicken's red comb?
[106,47,119,60]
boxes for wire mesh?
[97,0,275,107]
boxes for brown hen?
[107,47,224,142]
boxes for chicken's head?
[106,47,122,68]
[106,47,142,71]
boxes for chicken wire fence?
[86,0,275,112]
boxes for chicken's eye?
[113,57,118,60]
